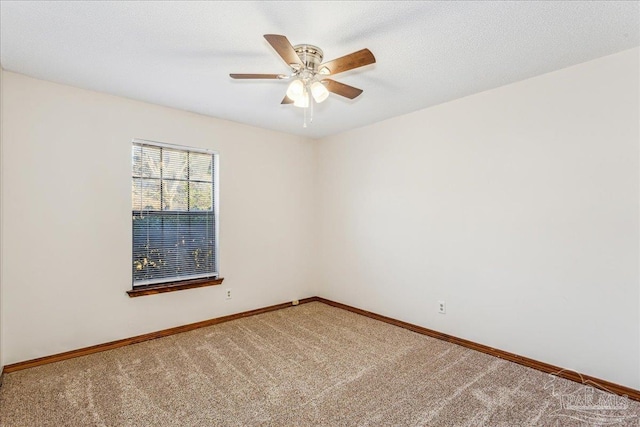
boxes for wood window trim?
[127,277,224,297]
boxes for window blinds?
[132,140,218,287]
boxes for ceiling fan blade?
[319,49,376,75]
[281,95,294,104]
[324,79,364,99]
[230,73,284,79]
[264,34,303,67]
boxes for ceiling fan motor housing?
[293,44,324,72]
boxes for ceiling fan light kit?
[293,90,310,109]
[310,81,329,103]
[285,44,328,107]
[230,34,376,127]
[286,79,305,102]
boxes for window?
[131,139,219,291]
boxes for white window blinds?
[132,140,218,287]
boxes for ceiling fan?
[230,34,376,123]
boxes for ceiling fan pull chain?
[303,101,308,128]
[309,84,314,123]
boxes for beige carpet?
[1,302,638,426]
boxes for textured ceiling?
[1,1,638,139]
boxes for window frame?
[129,138,221,295]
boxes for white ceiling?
[1,1,638,139]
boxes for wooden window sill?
[127,277,224,297]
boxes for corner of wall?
[310,137,322,297]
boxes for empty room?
[0,1,639,425]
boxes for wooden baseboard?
[3,297,320,373]
[315,297,640,402]
[4,295,638,403]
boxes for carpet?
[1,302,638,426]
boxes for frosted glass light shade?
[311,81,329,103]
[286,79,305,101]
[293,90,309,108]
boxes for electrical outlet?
[225,289,232,300]
[438,300,446,314]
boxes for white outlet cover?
[438,301,446,314]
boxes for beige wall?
[1,71,318,365]
[1,47,639,390]
[316,48,640,389]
